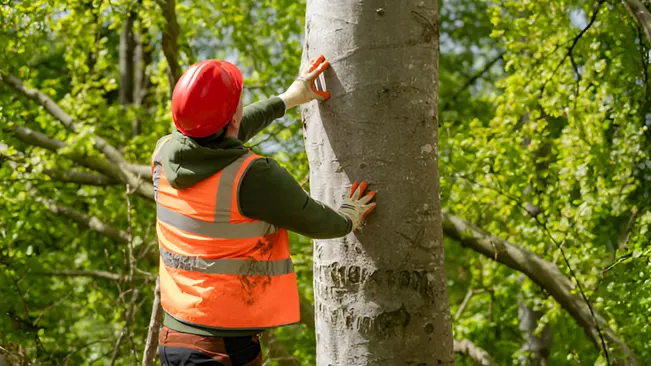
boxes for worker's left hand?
[279,54,330,109]
[339,181,377,232]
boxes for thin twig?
[540,0,605,96]
[109,288,140,366]
[530,214,611,365]
[142,277,163,366]
[125,184,139,365]
[38,269,152,282]
[62,339,113,366]
[126,184,136,285]
[10,275,30,321]
[0,345,30,364]
[33,291,73,325]
[455,288,486,321]
[441,52,504,111]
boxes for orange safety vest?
[151,135,300,330]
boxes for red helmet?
[171,60,243,138]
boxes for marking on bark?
[348,266,361,284]
[320,303,412,341]
[410,10,436,43]
[315,263,433,299]
[395,227,426,248]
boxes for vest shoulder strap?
[213,152,261,220]
[151,135,172,166]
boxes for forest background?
[0,0,650,365]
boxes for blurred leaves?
[1,0,650,365]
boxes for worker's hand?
[339,181,376,231]
[279,54,331,110]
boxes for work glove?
[279,54,331,109]
[339,181,377,231]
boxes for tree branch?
[441,52,504,111]
[31,189,160,267]
[37,195,130,243]
[124,163,152,180]
[13,126,154,199]
[3,140,115,186]
[540,0,605,96]
[453,339,495,366]
[1,73,122,163]
[1,74,153,197]
[44,169,115,186]
[455,288,487,321]
[442,211,639,365]
[158,0,182,91]
[142,277,163,366]
[38,270,153,282]
[621,0,651,45]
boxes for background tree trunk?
[519,113,553,366]
[517,289,552,366]
[301,1,454,364]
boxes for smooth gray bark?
[517,294,552,366]
[301,1,454,364]
[119,10,136,106]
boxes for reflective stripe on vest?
[156,204,274,239]
[159,246,294,276]
[151,139,300,330]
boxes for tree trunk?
[520,114,553,366]
[119,10,136,106]
[518,304,552,366]
[517,284,552,366]
[301,1,454,365]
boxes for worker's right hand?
[338,181,376,231]
[279,54,330,110]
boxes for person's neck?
[192,129,226,148]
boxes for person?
[152,55,377,366]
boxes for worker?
[152,55,376,366]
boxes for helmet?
[171,60,243,138]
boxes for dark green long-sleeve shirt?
[158,96,351,336]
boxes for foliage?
[441,0,651,364]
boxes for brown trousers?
[158,326,262,366]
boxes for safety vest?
[151,135,300,330]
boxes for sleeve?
[238,158,353,239]
[237,97,287,143]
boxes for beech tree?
[301,1,455,364]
